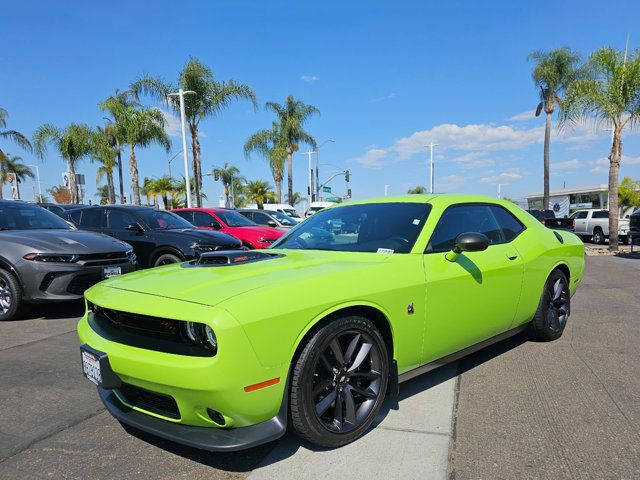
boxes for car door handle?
[506,251,518,260]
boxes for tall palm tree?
[115,106,171,205]
[33,123,93,203]
[100,90,137,204]
[561,46,640,251]
[231,176,248,207]
[528,48,582,210]
[244,122,287,202]
[245,180,275,209]
[0,108,33,175]
[212,162,240,208]
[131,57,257,207]
[0,155,34,200]
[91,127,117,204]
[262,96,319,204]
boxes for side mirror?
[125,223,143,232]
[267,220,278,227]
[445,232,489,262]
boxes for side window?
[577,211,588,219]
[67,210,82,224]
[428,204,504,252]
[173,211,193,223]
[252,212,270,225]
[108,210,137,229]
[592,211,608,219]
[80,208,106,228]
[193,211,220,228]
[489,206,525,242]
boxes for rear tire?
[289,316,389,448]
[592,228,605,245]
[529,269,570,341]
[153,253,181,267]
[0,268,22,321]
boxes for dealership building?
[524,184,609,218]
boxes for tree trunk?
[129,144,141,205]
[69,161,78,204]
[116,143,124,204]
[257,201,264,209]
[608,128,622,251]
[0,182,4,200]
[274,169,283,204]
[162,193,169,210]
[287,150,293,208]
[107,171,116,204]
[543,110,552,210]
[190,125,202,208]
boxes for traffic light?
[214,172,220,181]
[345,170,350,182]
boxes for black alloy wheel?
[530,269,570,340]
[289,316,389,448]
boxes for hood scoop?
[186,250,284,267]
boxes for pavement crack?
[376,425,450,436]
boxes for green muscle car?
[78,194,584,450]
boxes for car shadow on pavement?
[17,300,86,321]
[121,332,529,471]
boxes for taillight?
[541,219,546,225]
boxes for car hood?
[0,229,130,253]
[98,249,391,307]
[158,228,241,246]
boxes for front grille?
[66,273,102,295]
[88,305,215,357]
[117,382,180,419]
[78,251,128,261]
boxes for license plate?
[103,266,121,278]
[81,350,102,386]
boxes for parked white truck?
[570,209,630,244]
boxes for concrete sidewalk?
[249,365,457,480]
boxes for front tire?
[0,268,22,321]
[592,228,605,245]
[289,316,389,448]
[529,269,570,341]
[153,253,181,267]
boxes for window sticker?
[377,248,394,254]
[412,219,421,225]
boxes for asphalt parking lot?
[0,255,638,479]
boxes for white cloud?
[623,155,640,165]
[449,152,496,169]
[480,170,523,184]
[354,147,389,168]
[439,174,465,192]
[551,159,581,171]
[161,109,182,137]
[507,110,536,122]
[370,92,397,102]
[300,75,320,83]
[590,155,640,173]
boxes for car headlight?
[23,253,79,263]
[182,321,217,354]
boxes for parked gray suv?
[0,201,137,321]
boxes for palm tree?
[100,90,137,204]
[48,185,72,204]
[212,162,240,208]
[407,186,427,194]
[244,122,287,202]
[91,127,117,204]
[33,123,93,203]
[231,176,248,207]
[245,180,275,209]
[260,96,319,204]
[561,46,640,251]
[141,177,157,205]
[150,176,175,209]
[0,108,33,179]
[285,191,303,206]
[0,155,34,200]
[95,185,118,205]
[116,106,171,205]
[528,48,582,210]
[131,57,257,207]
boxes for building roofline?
[524,184,608,199]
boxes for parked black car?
[36,203,85,217]
[62,205,242,268]
[526,209,574,231]
[0,200,137,320]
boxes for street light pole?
[315,139,335,202]
[424,142,439,194]
[304,150,313,208]
[27,164,42,201]
[168,89,196,208]
[167,150,183,180]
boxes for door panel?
[105,210,155,267]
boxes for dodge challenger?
[78,195,585,450]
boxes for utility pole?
[167,89,196,208]
[384,184,389,197]
[315,139,335,202]
[27,164,42,201]
[304,149,313,208]
[497,183,501,199]
[424,142,439,194]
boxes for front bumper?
[98,384,287,452]
[18,258,137,303]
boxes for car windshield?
[274,202,431,253]
[270,210,297,226]
[0,203,72,230]
[137,209,194,230]
[283,208,300,218]
[216,210,256,227]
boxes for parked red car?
[171,208,285,249]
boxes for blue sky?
[2,0,640,205]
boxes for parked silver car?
[0,201,137,320]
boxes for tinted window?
[252,212,271,226]
[136,209,193,230]
[215,210,255,227]
[490,206,524,242]
[67,210,82,224]
[428,204,504,252]
[194,211,219,228]
[592,211,608,219]
[275,202,431,253]
[576,211,588,219]
[270,210,297,226]
[108,209,138,229]
[80,208,106,228]
[0,203,71,230]
[173,211,193,223]
[238,211,253,222]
